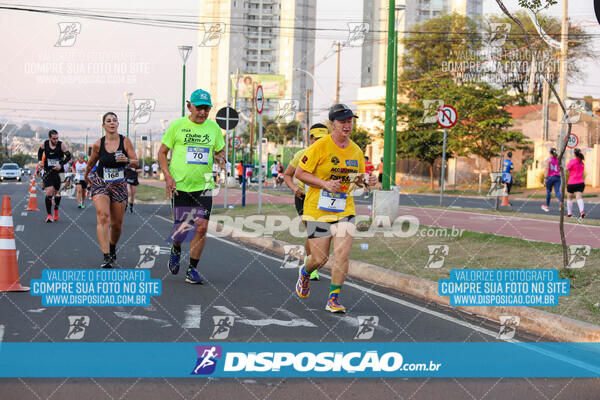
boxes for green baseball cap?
[189,89,212,107]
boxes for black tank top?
[43,140,65,172]
[97,135,128,180]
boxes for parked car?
[0,163,22,182]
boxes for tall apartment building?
[196,0,316,122]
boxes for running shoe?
[53,209,59,221]
[581,211,586,219]
[541,205,549,212]
[296,268,310,298]
[567,213,572,218]
[168,247,181,274]
[45,214,53,223]
[100,256,112,269]
[80,204,85,209]
[77,204,82,209]
[185,268,204,284]
[310,269,320,281]
[129,203,134,213]
[325,296,346,313]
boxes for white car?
[0,163,22,182]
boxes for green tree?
[10,153,35,167]
[486,11,595,102]
[396,77,529,187]
[400,13,483,82]
[350,124,373,151]
[395,99,452,190]
[262,117,300,144]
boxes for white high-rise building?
[196,0,316,123]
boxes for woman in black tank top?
[85,112,139,269]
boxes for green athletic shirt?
[161,116,225,192]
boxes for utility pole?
[334,41,341,104]
[557,0,568,151]
[542,64,550,141]
[305,89,311,146]
[382,0,396,191]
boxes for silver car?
[0,163,22,182]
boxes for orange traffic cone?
[26,183,39,211]
[0,196,29,292]
[501,184,510,207]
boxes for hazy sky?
[0,0,598,140]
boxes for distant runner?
[566,148,586,218]
[37,129,71,223]
[71,152,88,209]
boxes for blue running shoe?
[168,247,181,275]
[185,267,204,284]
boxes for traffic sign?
[256,85,264,114]
[437,105,458,128]
[229,136,242,149]
[215,106,239,130]
[567,133,579,149]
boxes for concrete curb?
[208,220,600,342]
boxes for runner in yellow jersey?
[294,104,377,313]
[283,123,329,281]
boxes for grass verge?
[136,184,167,202]
[213,204,600,325]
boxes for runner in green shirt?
[158,88,225,284]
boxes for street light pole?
[124,92,133,138]
[178,45,193,117]
[382,0,396,191]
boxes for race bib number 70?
[186,146,210,165]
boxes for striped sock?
[329,285,342,299]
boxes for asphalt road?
[0,180,598,399]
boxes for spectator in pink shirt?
[566,148,585,218]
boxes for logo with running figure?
[354,316,379,340]
[488,23,511,47]
[567,245,591,269]
[130,99,156,124]
[191,345,222,375]
[331,156,340,165]
[497,315,519,340]
[55,22,81,47]
[425,245,449,269]
[65,316,90,340]
[199,23,225,47]
[210,316,235,340]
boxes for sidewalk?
[360,205,600,249]
[139,180,600,248]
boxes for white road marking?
[21,212,27,217]
[15,225,24,232]
[182,305,202,329]
[214,305,316,327]
[0,325,4,343]
[155,214,600,373]
[113,312,172,328]
[26,308,46,313]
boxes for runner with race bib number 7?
[294,103,377,313]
